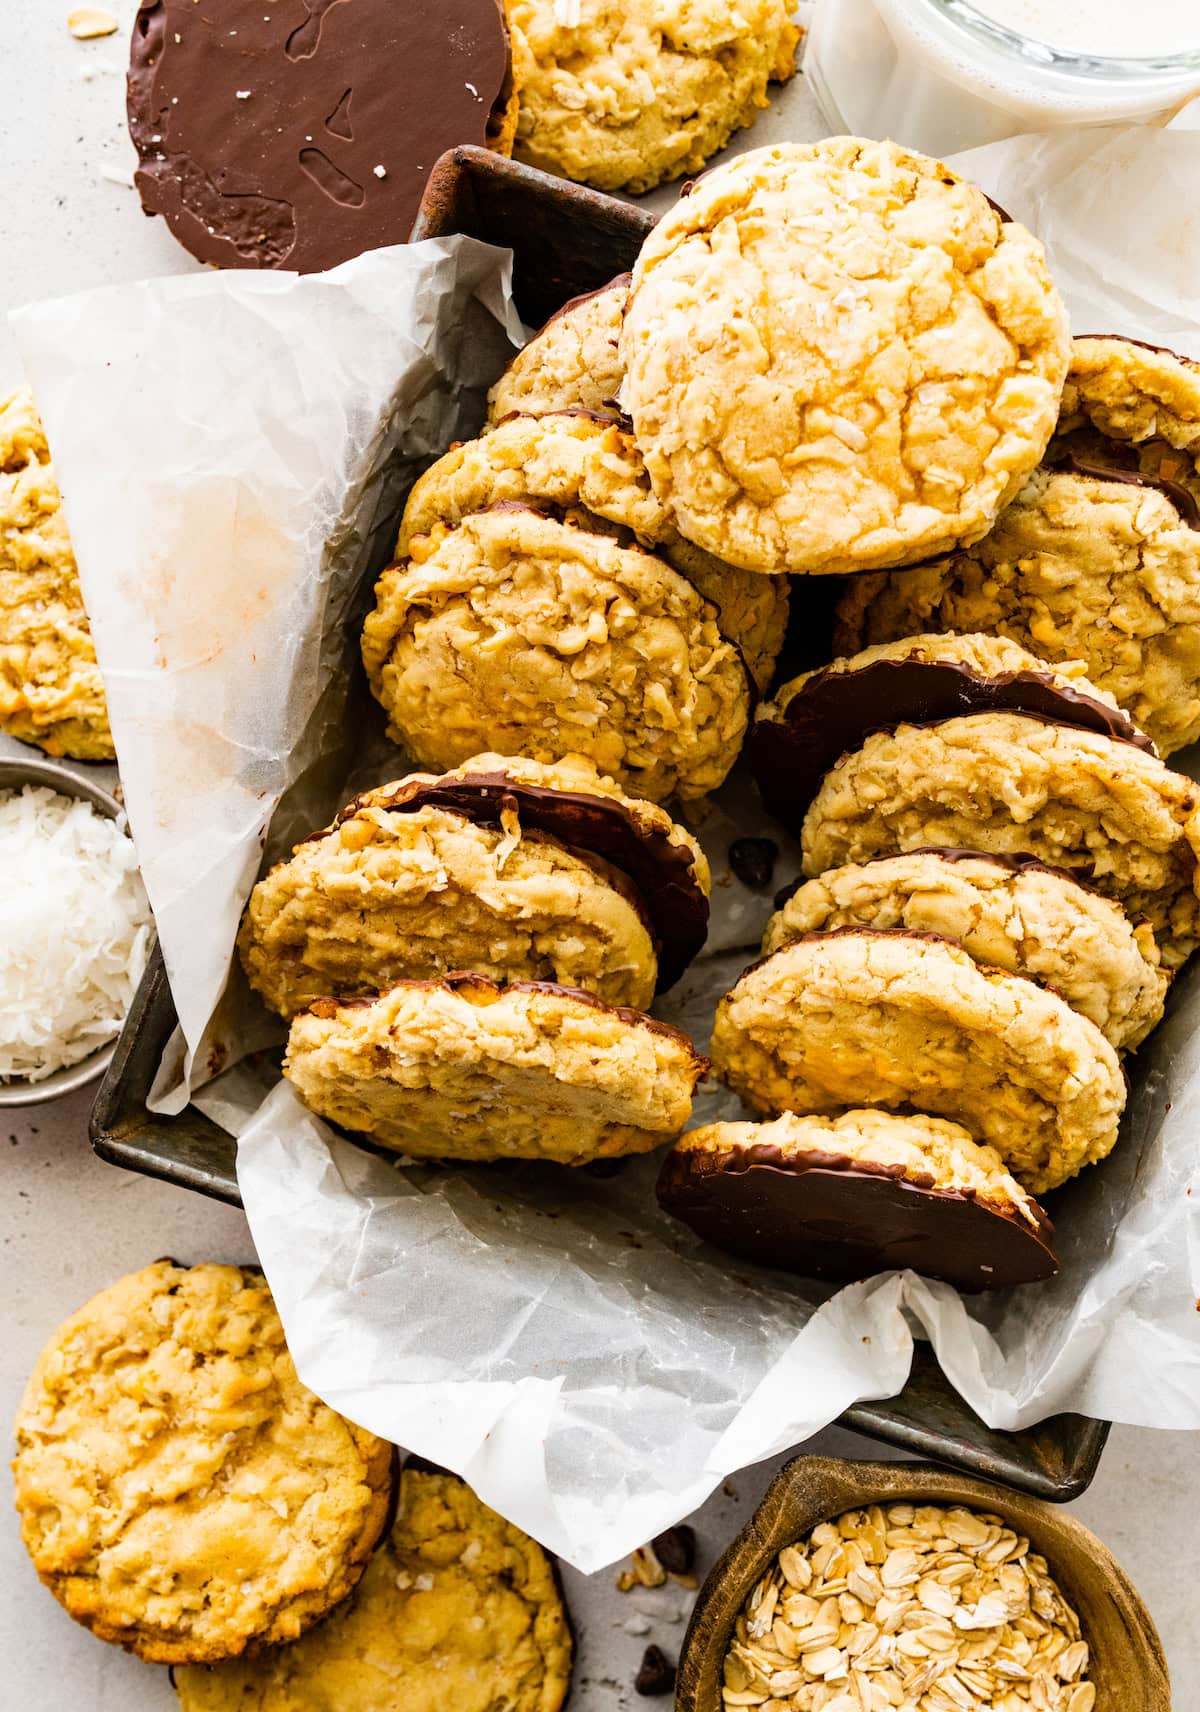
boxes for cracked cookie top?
[13,1261,394,1663]
[621,139,1070,576]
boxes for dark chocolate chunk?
[749,653,1153,836]
[657,1141,1058,1293]
[127,0,511,271]
[359,770,709,991]
[635,1645,677,1697]
[729,837,779,891]
[651,1524,696,1576]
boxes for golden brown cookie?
[766,849,1167,1052]
[508,0,798,195]
[710,930,1126,1193]
[284,973,706,1163]
[621,139,1069,576]
[238,752,710,1015]
[800,711,1200,968]
[657,1110,1057,1290]
[12,1262,394,1663]
[750,631,1145,825]
[362,506,751,803]
[175,1466,573,1712]
[485,277,629,425]
[398,411,789,689]
[0,387,112,759]
[834,336,1200,755]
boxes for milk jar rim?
[931,0,1200,79]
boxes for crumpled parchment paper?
[13,129,1200,1574]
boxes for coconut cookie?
[710,931,1126,1193]
[362,506,751,803]
[749,631,1144,825]
[12,1262,394,1664]
[486,277,630,426]
[834,337,1200,755]
[0,388,112,760]
[800,712,1200,967]
[621,139,1069,577]
[766,850,1167,1051]
[398,411,789,689]
[657,1110,1057,1290]
[239,752,710,1015]
[285,974,706,1163]
[508,0,798,196]
[175,1466,573,1712]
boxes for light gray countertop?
[1,3,1197,1706]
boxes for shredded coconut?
[0,787,151,1081]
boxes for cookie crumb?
[634,1644,676,1696]
[68,6,118,37]
[616,1543,666,1591]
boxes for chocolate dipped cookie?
[657,1110,1057,1290]
[485,276,629,425]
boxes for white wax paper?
[15,128,1200,1574]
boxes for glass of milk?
[805,0,1200,156]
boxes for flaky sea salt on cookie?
[749,631,1145,827]
[362,506,751,803]
[621,138,1069,576]
[657,1110,1057,1290]
[485,277,630,426]
[175,1466,573,1712]
[835,335,1200,755]
[12,1262,394,1664]
[710,929,1126,1194]
[399,410,789,690]
[284,974,706,1163]
[766,850,1167,1052]
[800,711,1200,968]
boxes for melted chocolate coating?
[749,655,1152,835]
[353,769,710,990]
[657,1142,1058,1293]
[127,0,511,271]
[1047,432,1200,530]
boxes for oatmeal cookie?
[0,387,112,760]
[835,336,1200,755]
[485,277,629,425]
[508,0,798,196]
[800,712,1200,967]
[750,631,1143,824]
[710,931,1126,1193]
[657,1109,1056,1290]
[175,1466,573,1712]
[621,139,1069,576]
[766,849,1167,1051]
[239,752,709,1015]
[12,1262,394,1663]
[284,974,706,1163]
[399,411,789,688]
[362,506,751,803]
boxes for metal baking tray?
[91,144,1110,1503]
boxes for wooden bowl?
[678,1458,1169,1711]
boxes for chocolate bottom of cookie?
[656,1145,1058,1292]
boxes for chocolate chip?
[651,1523,696,1576]
[729,837,778,890]
[635,1645,676,1696]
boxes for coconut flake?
[0,787,151,1082]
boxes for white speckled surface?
[1,2,1197,1705]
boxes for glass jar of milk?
[805,0,1200,156]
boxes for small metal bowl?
[0,754,138,1108]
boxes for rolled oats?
[722,1506,1092,1712]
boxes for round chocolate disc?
[749,655,1152,835]
[657,1144,1058,1293]
[362,769,710,991]
[128,0,512,271]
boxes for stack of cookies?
[238,753,711,1163]
[585,138,1200,1291]
[13,1262,573,1710]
